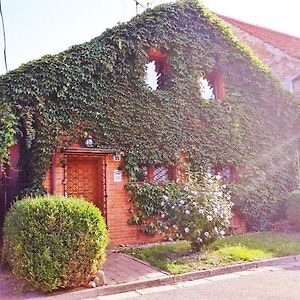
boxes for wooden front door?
[66,156,105,215]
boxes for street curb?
[42,254,300,300]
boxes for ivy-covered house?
[0,0,298,245]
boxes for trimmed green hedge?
[2,195,109,292]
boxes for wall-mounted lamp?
[84,136,94,148]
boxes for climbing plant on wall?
[0,0,299,224]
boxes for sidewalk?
[1,252,300,300]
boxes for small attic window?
[145,61,160,90]
[199,70,225,100]
[199,76,216,100]
[145,48,168,90]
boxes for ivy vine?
[0,0,299,221]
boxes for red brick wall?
[230,207,247,234]
[105,154,164,245]
[44,150,163,246]
[42,146,248,243]
[4,142,247,244]
[44,153,64,195]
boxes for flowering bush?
[126,172,232,251]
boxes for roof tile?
[219,15,300,59]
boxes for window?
[145,61,160,90]
[135,165,176,183]
[145,48,168,90]
[153,166,169,183]
[199,70,225,100]
[210,166,237,183]
[199,76,216,100]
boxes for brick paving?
[103,252,168,285]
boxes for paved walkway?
[103,252,168,285]
[0,251,168,299]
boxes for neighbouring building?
[221,15,300,98]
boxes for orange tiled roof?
[219,15,300,59]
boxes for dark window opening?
[199,70,225,100]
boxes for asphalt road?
[95,261,300,300]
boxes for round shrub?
[2,195,108,292]
[286,190,300,230]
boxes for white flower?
[180,200,185,205]
[215,174,222,180]
[161,201,165,206]
[183,186,189,192]
[161,214,165,218]
[207,215,213,221]
[204,232,209,237]
[198,209,204,214]
[184,227,190,233]
[162,195,169,201]
[185,210,190,215]
[220,230,225,236]
[171,205,175,209]
[215,191,223,197]
[197,237,203,242]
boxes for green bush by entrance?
[2,195,109,292]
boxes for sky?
[0,0,300,75]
